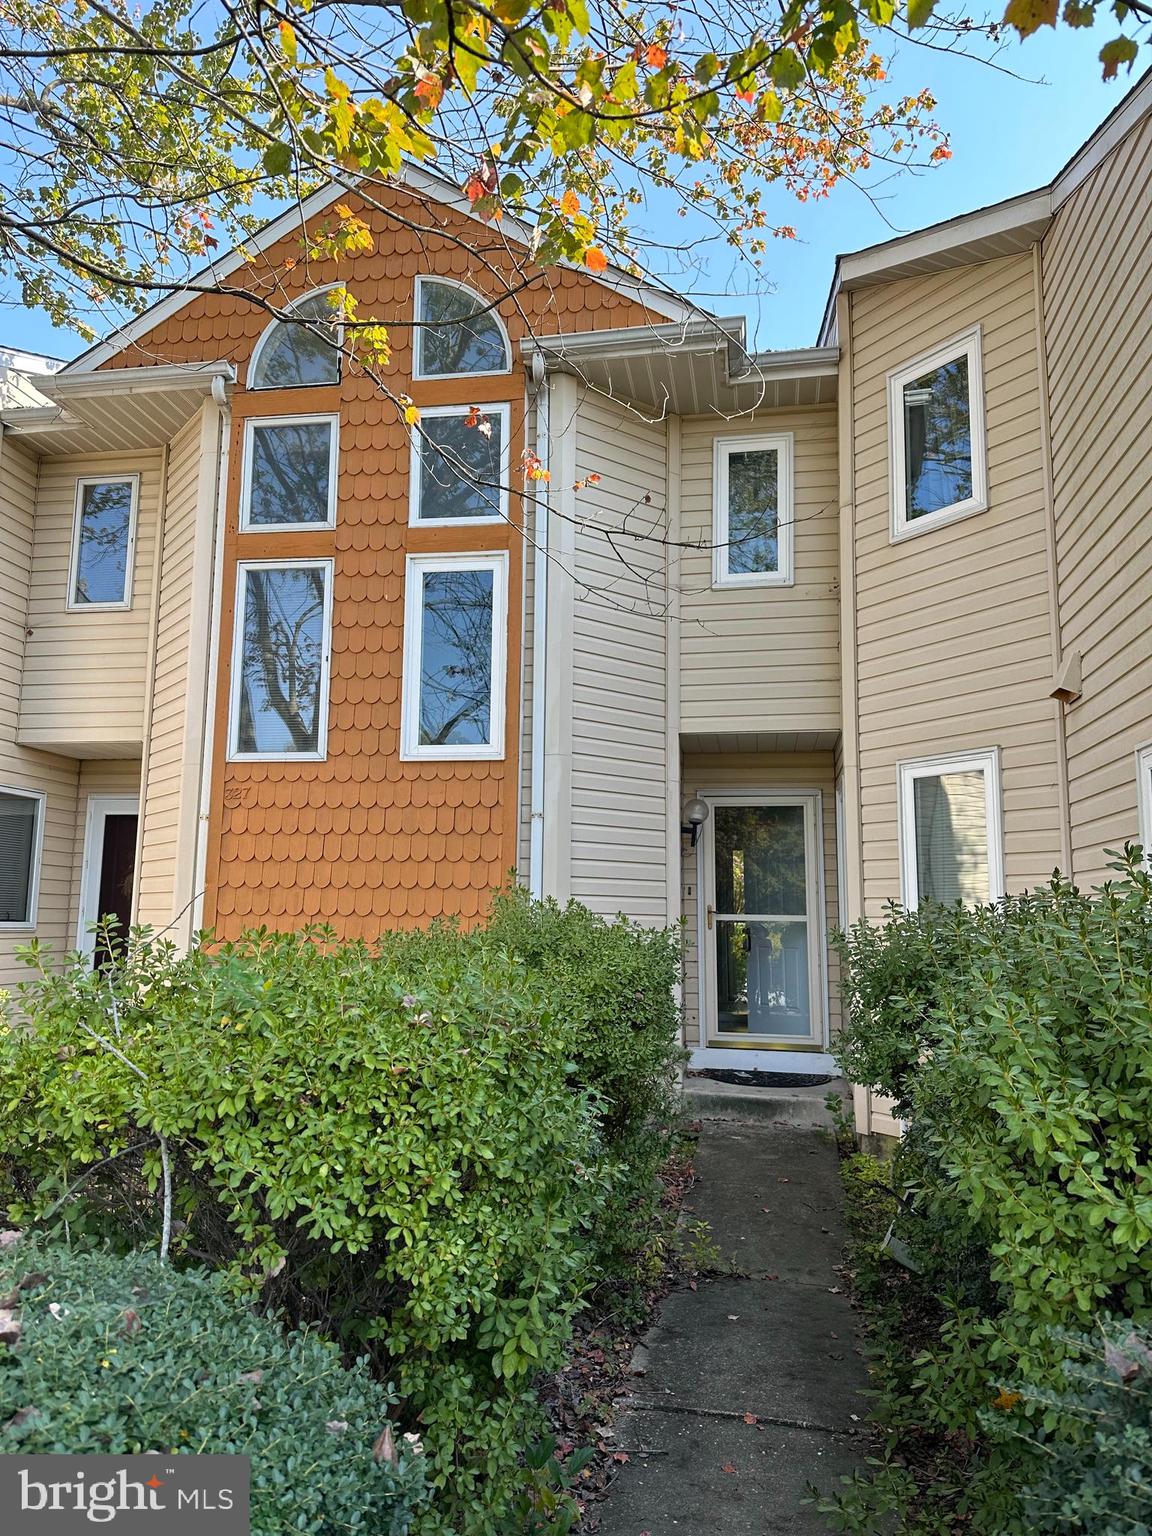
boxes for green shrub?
[1022,1320,1152,1533]
[481,889,683,1279]
[829,850,1152,1532]
[0,928,608,1535]
[0,1236,424,1534]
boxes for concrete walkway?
[594,1119,869,1535]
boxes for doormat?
[688,1069,836,1089]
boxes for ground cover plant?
[0,1236,425,1534]
[823,850,1152,1533]
[0,897,682,1536]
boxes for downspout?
[527,348,549,899]
[191,377,232,935]
[664,413,682,932]
[132,439,172,924]
[1032,240,1074,880]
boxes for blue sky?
[700,24,1131,349]
[1,23,1136,361]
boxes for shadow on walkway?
[592,1120,868,1535]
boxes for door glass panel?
[714,803,807,915]
[716,919,813,1037]
[711,802,818,1043]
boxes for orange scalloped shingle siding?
[102,182,666,940]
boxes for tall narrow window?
[1137,745,1152,859]
[240,415,339,530]
[889,329,986,539]
[413,278,510,379]
[0,786,45,928]
[410,404,508,524]
[401,554,508,760]
[228,560,333,760]
[898,750,1003,908]
[68,476,139,609]
[712,433,794,588]
[249,289,342,389]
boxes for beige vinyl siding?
[849,253,1062,917]
[679,751,840,1049]
[19,451,162,754]
[0,435,82,990]
[567,390,668,924]
[679,409,840,734]
[1043,112,1152,884]
[137,409,219,936]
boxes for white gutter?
[527,349,549,899]
[191,375,232,935]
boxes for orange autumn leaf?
[414,74,443,110]
[560,188,581,216]
[646,44,667,69]
[584,247,608,273]
[993,1389,1022,1411]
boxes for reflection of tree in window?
[417,281,507,376]
[74,481,132,603]
[247,421,333,526]
[714,804,806,914]
[251,293,341,388]
[236,567,326,754]
[903,355,973,519]
[419,569,494,746]
[418,414,502,521]
[727,449,778,574]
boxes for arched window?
[414,278,510,379]
[249,288,342,390]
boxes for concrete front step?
[682,1075,849,1129]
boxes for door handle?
[706,904,714,930]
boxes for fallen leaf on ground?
[721,1461,738,1474]
[743,1412,758,1425]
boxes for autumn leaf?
[1002,0,1058,36]
[560,188,581,216]
[584,247,608,273]
[646,44,667,69]
[742,1412,758,1425]
[278,20,297,63]
[1099,35,1139,77]
[414,73,443,109]
[721,1461,737,1474]
[992,1388,1022,1411]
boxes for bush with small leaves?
[0,1237,424,1534]
[1022,1320,1152,1533]
[828,850,1152,1533]
[0,928,609,1535]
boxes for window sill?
[890,497,988,543]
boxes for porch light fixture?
[681,796,710,848]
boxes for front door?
[701,794,825,1049]
[77,796,139,964]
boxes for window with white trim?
[411,404,508,525]
[68,476,139,609]
[414,278,510,379]
[228,560,333,760]
[1137,745,1152,859]
[401,554,507,760]
[240,415,339,530]
[249,289,342,389]
[712,433,794,588]
[0,786,45,928]
[889,328,986,539]
[898,750,1003,908]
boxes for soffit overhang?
[0,361,234,456]
[525,320,839,414]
